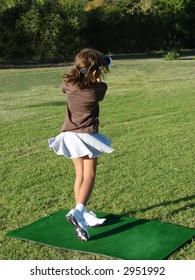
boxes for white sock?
[76,203,86,214]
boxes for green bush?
[164,51,180,60]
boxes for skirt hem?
[48,132,114,159]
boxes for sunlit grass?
[1,55,194,259]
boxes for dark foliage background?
[0,0,194,61]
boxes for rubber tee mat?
[5,210,195,260]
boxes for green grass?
[0,54,195,260]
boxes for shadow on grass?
[91,196,195,240]
[1,50,194,69]
[179,58,195,60]
[170,203,195,216]
[28,101,66,108]
[128,194,195,215]
[111,50,194,61]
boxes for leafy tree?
[0,0,194,61]
[84,0,135,53]
[0,0,87,60]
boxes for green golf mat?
[6,210,195,260]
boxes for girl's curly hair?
[63,49,110,89]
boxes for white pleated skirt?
[48,132,114,159]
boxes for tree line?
[0,0,194,62]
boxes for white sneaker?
[66,209,90,241]
[84,211,107,227]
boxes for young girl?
[48,48,114,241]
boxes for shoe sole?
[66,213,89,242]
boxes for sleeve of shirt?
[97,82,108,101]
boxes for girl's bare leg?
[67,156,104,240]
[72,156,97,206]
[72,157,84,205]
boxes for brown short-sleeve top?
[60,82,107,133]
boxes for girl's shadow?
[91,214,148,240]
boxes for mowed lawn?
[0,54,195,260]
